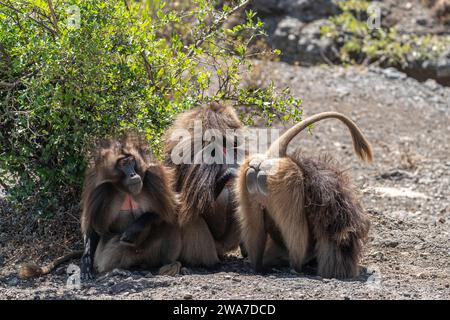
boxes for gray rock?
[383,68,407,80]
[254,0,339,22]
[7,277,19,286]
[271,18,335,64]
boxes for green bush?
[0,0,302,216]
[321,0,449,66]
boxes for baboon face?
[94,138,147,195]
[116,154,143,195]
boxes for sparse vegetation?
[320,0,449,66]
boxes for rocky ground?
[1,61,449,299]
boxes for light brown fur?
[236,112,372,278]
[163,102,244,267]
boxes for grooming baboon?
[163,102,244,267]
[237,112,372,279]
[19,134,182,279]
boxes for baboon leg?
[315,237,360,279]
[215,216,240,258]
[158,261,182,276]
[179,217,219,267]
[242,203,267,273]
[263,236,289,267]
[94,236,137,273]
[239,242,248,258]
[237,157,268,273]
[263,157,309,273]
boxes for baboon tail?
[18,250,83,279]
[266,111,373,162]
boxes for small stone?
[7,277,19,286]
[385,241,399,248]
[424,79,439,91]
[145,272,154,278]
[224,275,232,280]
[183,294,193,300]
[232,277,241,283]
[110,269,131,277]
[180,267,192,275]
[383,67,407,80]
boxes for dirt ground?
[0,62,449,300]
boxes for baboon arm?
[81,231,99,279]
[143,168,178,224]
[87,183,118,236]
[214,167,237,199]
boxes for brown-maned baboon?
[163,102,244,267]
[236,112,373,279]
[79,134,182,278]
[18,134,182,279]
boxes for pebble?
[7,277,19,286]
[382,67,407,80]
[183,293,193,300]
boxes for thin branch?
[0,0,57,35]
[46,0,59,33]
[187,0,250,57]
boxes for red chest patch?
[120,194,140,211]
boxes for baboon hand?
[119,226,144,246]
[158,261,182,276]
[246,156,280,196]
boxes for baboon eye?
[118,156,135,167]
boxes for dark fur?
[293,153,370,278]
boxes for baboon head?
[91,134,151,195]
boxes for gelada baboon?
[237,112,373,279]
[164,102,244,267]
[18,134,182,279]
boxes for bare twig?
[0,0,57,35]
[46,0,59,33]
[187,0,251,57]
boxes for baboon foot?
[158,261,182,276]
[246,156,280,196]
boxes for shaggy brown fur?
[163,102,244,267]
[236,112,372,279]
[80,133,182,278]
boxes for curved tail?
[18,250,83,279]
[266,111,373,162]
